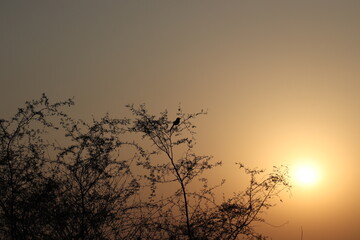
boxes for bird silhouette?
[170,117,180,131]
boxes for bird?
[170,117,180,131]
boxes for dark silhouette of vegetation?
[0,95,290,240]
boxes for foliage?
[0,95,290,240]
[0,94,73,239]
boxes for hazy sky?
[1,1,360,239]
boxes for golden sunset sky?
[1,1,360,239]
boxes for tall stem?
[166,136,192,240]
[169,155,192,239]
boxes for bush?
[0,95,290,240]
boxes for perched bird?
[34,111,44,117]
[170,117,181,131]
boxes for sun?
[292,162,320,186]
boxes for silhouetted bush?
[0,95,290,240]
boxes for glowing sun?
[293,163,320,186]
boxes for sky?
[1,1,360,239]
